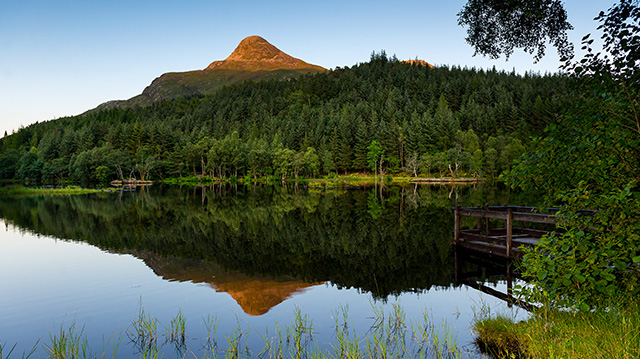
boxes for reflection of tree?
[0,184,536,298]
[366,190,383,219]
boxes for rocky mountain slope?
[97,36,327,109]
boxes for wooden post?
[454,248,461,284]
[506,208,513,258]
[507,261,513,296]
[454,205,461,245]
[484,204,490,236]
[506,260,513,308]
[476,205,482,231]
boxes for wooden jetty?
[453,205,558,259]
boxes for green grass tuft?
[474,299,640,359]
[474,315,526,358]
[0,185,116,196]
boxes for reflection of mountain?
[0,185,534,299]
[136,251,319,316]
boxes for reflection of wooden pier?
[452,205,557,259]
[454,248,537,311]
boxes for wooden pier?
[453,205,558,259]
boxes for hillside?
[0,52,575,184]
[98,36,327,109]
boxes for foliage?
[506,0,640,307]
[366,140,384,177]
[0,55,574,184]
[458,0,574,62]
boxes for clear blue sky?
[0,0,609,136]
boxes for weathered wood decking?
[452,205,558,259]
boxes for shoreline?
[0,175,492,195]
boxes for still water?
[0,184,531,358]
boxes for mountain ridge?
[92,36,435,112]
[95,36,327,110]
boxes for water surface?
[0,184,531,358]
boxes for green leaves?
[579,303,590,312]
[504,1,640,308]
[537,271,548,281]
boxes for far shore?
[0,174,492,195]
[159,173,491,189]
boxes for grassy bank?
[0,185,118,196]
[161,172,486,188]
[473,299,640,358]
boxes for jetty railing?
[453,205,558,259]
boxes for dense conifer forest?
[0,52,573,185]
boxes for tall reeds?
[44,323,91,359]
[13,303,467,359]
[168,309,186,344]
[127,305,158,348]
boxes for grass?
[473,315,526,358]
[161,172,484,189]
[0,185,117,196]
[203,314,220,350]
[5,304,468,359]
[44,323,91,359]
[127,304,159,349]
[473,298,640,358]
[287,306,314,359]
[168,309,186,344]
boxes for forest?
[0,52,574,185]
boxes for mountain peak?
[226,35,283,61]
[206,36,326,72]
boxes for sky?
[0,0,610,136]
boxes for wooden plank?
[460,206,560,214]
[519,228,552,238]
[460,232,508,245]
[461,231,538,247]
[460,209,508,219]
[461,230,532,239]
[512,212,556,224]
[512,237,539,246]
[459,209,556,223]
[484,204,490,236]
[454,206,461,245]
[460,241,507,257]
[506,208,513,258]
[464,205,560,212]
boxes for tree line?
[0,52,574,185]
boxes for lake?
[0,184,532,358]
